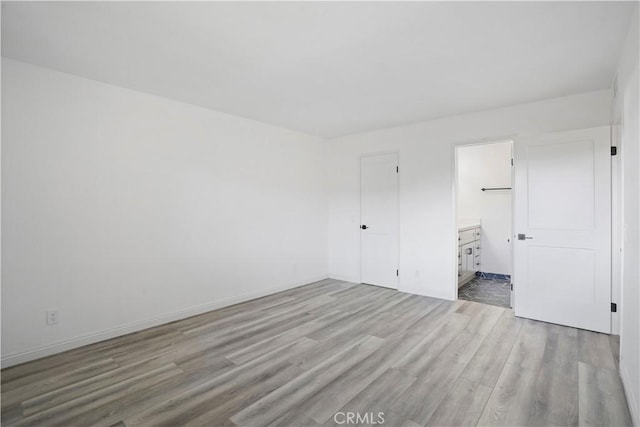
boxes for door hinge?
[611,302,617,312]
[511,158,514,166]
[396,166,399,173]
[396,269,399,276]
[611,146,617,156]
[510,283,513,291]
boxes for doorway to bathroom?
[454,140,513,309]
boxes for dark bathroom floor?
[458,277,511,308]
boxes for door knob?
[517,233,533,240]
[361,225,368,230]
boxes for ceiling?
[1,2,635,138]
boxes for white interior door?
[360,153,399,289]
[513,127,611,333]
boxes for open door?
[513,127,611,333]
[360,153,399,289]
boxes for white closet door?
[360,153,399,289]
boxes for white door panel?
[527,140,595,230]
[514,127,611,333]
[360,153,398,289]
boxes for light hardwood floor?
[1,279,632,426]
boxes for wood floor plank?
[175,279,341,330]
[269,409,320,427]
[90,369,236,427]
[0,403,22,426]
[150,363,304,427]
[506,319,548,371]
[171,308,322,362]
[426,377,493,427]
[303,332,426,424]
[578,362,632,427]
[229,335,384,426]
[320,392,372,427]
[124,337,319,426]
[319,369,416,426]
[467,304,505,336]
[175,295,299,335]
[306,293,405,343]
[21,355,183,416]
[367,296,443,338]
[14,364,183,427]
[183,295,325,338]
[390,360,468,425]
[422,327,486,376]
[609,334,621,370]
[387,304,497,426]
[349,367,417,411]
[404,298,460,334]
[460,309,522,388]
[170,350,236,376]
[399,419,422,427]
[392,313,471,377]
[577,329,618,371]
[527,323,579,427]
[288,331,370,372]
[1,355,118,393]
[1,281,632,427]
[224,309,343,365]
[1,357,119,407]
[1,327,178,386]
[476,362,539,427]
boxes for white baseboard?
[621,363,639,427]
[1,275,329,368]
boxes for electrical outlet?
[46,309,59,325]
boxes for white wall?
[457,141,512,276]
[327,90,611,301]
[1,59,328,367]
[613,6,640,425]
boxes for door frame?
[452,137,516,303]
[359,151,400,288]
